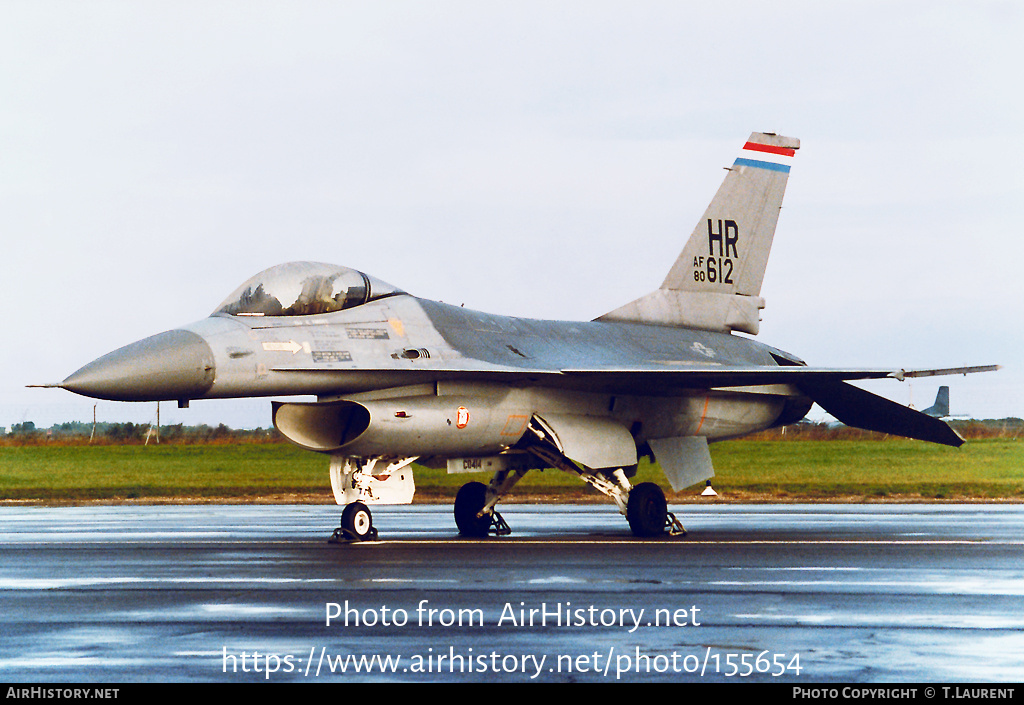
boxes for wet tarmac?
[1,503,1023,683]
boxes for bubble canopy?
[214,262,405,317]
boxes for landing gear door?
[330,457,416,505]
[531,413,637,470]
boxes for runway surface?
[1,503,1023,683]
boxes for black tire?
[341,501,374,540]
[454,482,491,537]
[626,482,667,537]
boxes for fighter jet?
[52,132,997,541]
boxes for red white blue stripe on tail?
[734,139,796,173]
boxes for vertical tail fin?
[599,132,799,334]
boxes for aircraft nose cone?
[61,329,216,402]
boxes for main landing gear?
[626,482,673,538]
[453,418,685,539]
[453,471,684,539]
[454,481,512,538]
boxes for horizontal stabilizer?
[798,379,964,447]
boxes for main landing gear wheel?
[626,482,668,538]
[454,482,492,537]
[339,501,377,541]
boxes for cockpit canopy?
[214,262,405,317]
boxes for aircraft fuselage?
[62,293,811,450]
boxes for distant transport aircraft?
[922,386,950,418]
[47,132,998,540]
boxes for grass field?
[1,438,1021,503]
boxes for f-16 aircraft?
[52,132,997,541]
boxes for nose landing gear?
[327,455,416,543]
[337,501,377,541]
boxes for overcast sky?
[2,1,1021,431]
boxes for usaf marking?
[693,219,737,284]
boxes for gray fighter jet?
[52,132,997,540]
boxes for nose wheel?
[330,501,378,542]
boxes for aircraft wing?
[555,363,998,390]
[274,362,996,448]
[559,364,997,448]
[274,361,997,393]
